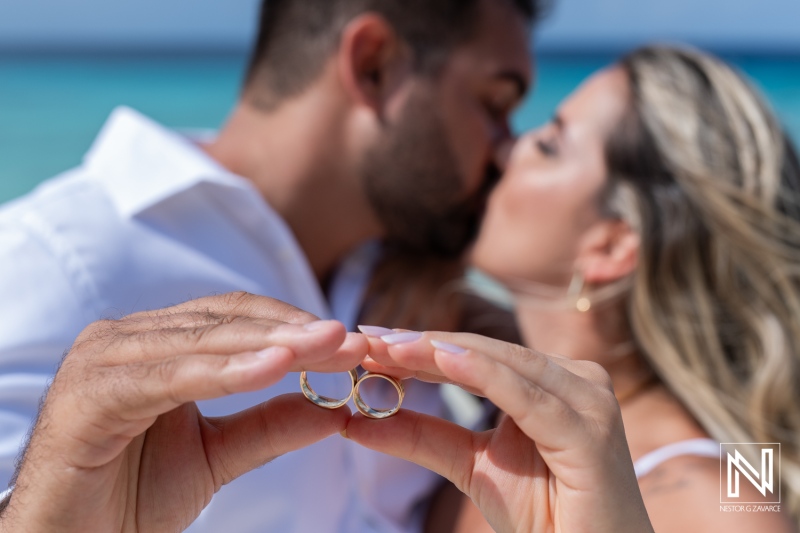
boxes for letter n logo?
[720,443,780,504]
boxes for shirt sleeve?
[0,222,93,487]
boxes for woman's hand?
[347,331,654,533]
[0,293,368,533]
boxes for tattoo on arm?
[639,458,718,499]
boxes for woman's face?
[471,67,631,287]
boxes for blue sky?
[1,0,799,52]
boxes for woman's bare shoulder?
[640,455,795,533]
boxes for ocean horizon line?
[2,44,800,59]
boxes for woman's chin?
[470,218,513,274]
[466,238,488,268]
[467,241,504,279]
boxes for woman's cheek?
[485,182,548,262]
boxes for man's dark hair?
[244,0,541,102]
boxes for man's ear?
[336,14,411,115]
[577,219,640,284]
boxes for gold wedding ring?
[300,370,406,419]
[353,372,405,420]
[300,369,358,410]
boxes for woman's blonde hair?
[605,45,800,523]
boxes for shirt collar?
[83,106,254,218]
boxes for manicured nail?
[357,325,395,337]
[431,340,468,354]
[381,332,423,345]
[303,320,336,331]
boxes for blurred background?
[1,0,799,203]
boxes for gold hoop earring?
[568,271,592,313]
[353,372,405,419]
[300,369,358,410]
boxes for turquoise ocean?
[1,53,799,204]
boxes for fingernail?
[256,346,284,359]
[357,325,395,337]
[381,332,423,345]
[339,428,349,439]
[431,340,468,354]
[303,320,336,332]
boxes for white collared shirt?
[0,107,445,533]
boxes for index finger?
[127,292,319,326]
[358,328,433,379]
[90,319,367,371]
[363,330,610,408]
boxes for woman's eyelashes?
[536,137,559,157]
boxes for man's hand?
[1,292,367,532]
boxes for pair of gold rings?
[300,370,405,419]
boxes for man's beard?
[361,92,499,258]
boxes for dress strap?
[634,438,719,479]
